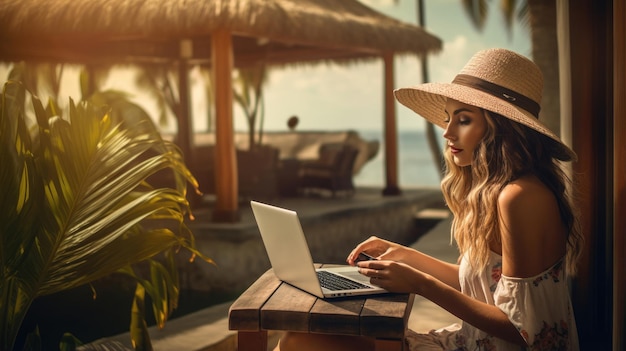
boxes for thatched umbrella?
[0,0,442,222]
[0,0,440,64]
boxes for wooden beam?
[382,52,400,196]
[177,40,193,167]
[233,49,380,68]
[0,35,383,68]
[613,0,625,349]
[211,29,240,222]
[568,1,613,348]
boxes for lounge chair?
[298,143,359,197]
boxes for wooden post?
[211,29,240,222]
[568,1,613,348]
[382,52,401,196]
[177,39,193,168]
[613,0,625,348]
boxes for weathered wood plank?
[228,269,282,331]
[230,267,414,350]
[261,282,317,332]
[309,297,365,335]
[360,293,415,339]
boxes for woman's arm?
[348,236,460,290]
[421,274,527,346]
[395,247,461,290]
[357,259,525,345]
[358,178,567,346]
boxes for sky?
[1,0,531,134]
[254,0,531,133]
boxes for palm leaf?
[0,80,210,350]
[462,0,489,32]
[0,81,45,349]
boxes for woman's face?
[443,99,488,167]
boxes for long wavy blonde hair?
[441,110,583,275]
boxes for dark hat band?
[452,74,541,118]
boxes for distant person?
[287,115,299,131]
[274,48,583,350]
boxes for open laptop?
[250,200,387,298]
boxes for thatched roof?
[0,0,442,66]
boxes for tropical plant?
[233,64,267,151]
[198,67,215,132]
[135,63,180,130]
[415,0,444,178]
[460,0,528,37]
[0,67,211,350]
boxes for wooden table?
[228,265,415,351]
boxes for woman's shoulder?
[498,175,556,213]
[497,175,566,277]
[496,175,563,250]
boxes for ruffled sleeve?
[493,259,579,350]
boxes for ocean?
[353,129,443,188]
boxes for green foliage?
[233,65,267,150]
[461,0,528,38]
[0,71,212,350]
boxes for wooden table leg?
[237,331,268,351]
[375,338,404,351]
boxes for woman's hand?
[346,236,408,266]
[346,236,460,293]
[356,259,431,294]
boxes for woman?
[276,48,583,351]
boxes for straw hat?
[394,48,576,161]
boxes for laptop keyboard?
[317,270,370,291]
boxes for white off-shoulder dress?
[405,251,579,350]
